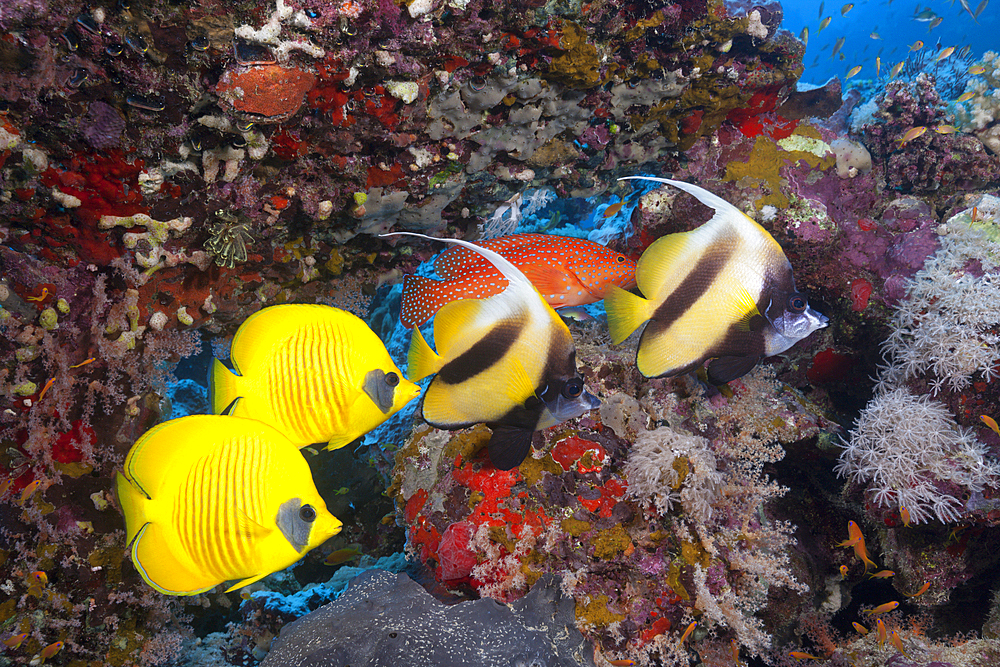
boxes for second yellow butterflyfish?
[210,304,420,450]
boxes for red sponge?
[437,521,477,581]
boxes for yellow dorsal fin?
[431,297,492,356]
[603,285,654,345]
[228,304,347,376]
[407,326,444,381]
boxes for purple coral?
[858,74,1000,193]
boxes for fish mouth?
[537,389,601,431]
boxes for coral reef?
[0,0,999,665]
[856,74,999,193]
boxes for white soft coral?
[479,193,523,240]
[835,387,1000,524]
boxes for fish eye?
[299,504,317,522]
[787,293,807,314]
[385,372,399,387]
[616,255,626,263]
[562,377,584,399]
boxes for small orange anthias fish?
[852,621,869,635]
[3,633,27,649]
[607,660,635,667]
[837,520,879,570]
[19,479,39,505]
[602,201,626,218]
[904,581,931,597]
[678,621,697,643]
[876,618,888,647]
[399,233,637,328]
[39,640,64,660]
[839,564,849,578]
[869,569,895,579]
[865,600,900,615]
[837,520,863,548]
[898,126,928,146]
[789,651,822,660]
[900,505,912,527]
[981,414,1000,437]
[29,571,48,585]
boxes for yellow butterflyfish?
[116,415,342,595]
[210,304,419,450]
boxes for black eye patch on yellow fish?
[381,231,600,470]
[604,177,827,384]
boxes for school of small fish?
[801,0,983,96]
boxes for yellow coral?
[549,22,599,89]
[724,125,836,209]
[594,524,631,559]
[576,594,626,625]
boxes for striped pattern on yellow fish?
[605,178,827,384]
[382,232,600,470]
[210,304,419,450]
[115,415,342,595]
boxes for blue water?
[781,0,999,87]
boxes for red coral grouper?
[399,233,636,328]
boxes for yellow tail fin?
[604,286,654,345]
[407,327,444,382]
[209,358,242,415]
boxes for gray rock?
[261,569,594,667]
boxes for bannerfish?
[399,233,636,329]
[210,304,420,450]
[115,415,342,595]
[382,232,600,470]
[604,178,827,384]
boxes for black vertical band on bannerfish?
[647,242,735,331]
[494,326,577,430]
[436,320,522,385]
